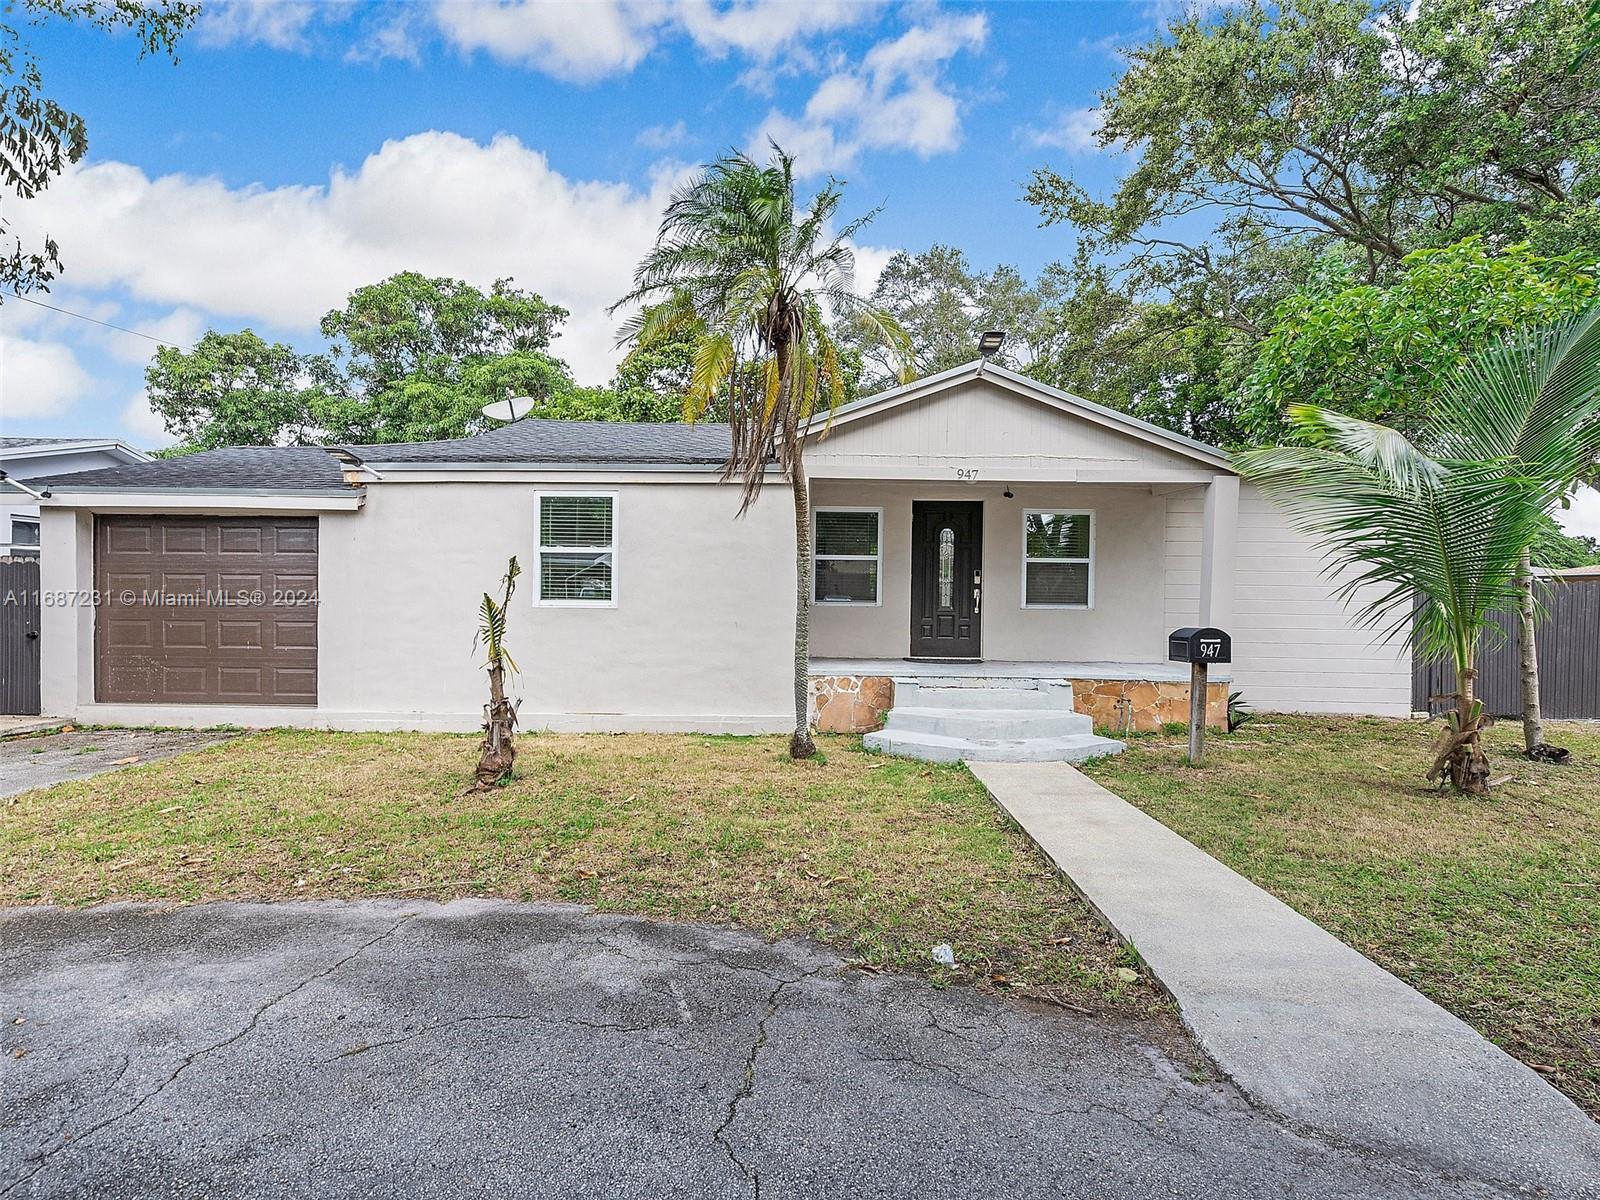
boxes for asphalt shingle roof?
[26,421,736,492]
[342,419,733,465]
[30,446,351,492]
[0,437,126,450]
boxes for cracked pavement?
[0,901,1533,1198]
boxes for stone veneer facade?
[809,675,1228,734]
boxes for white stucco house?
[2,437,150,556]
[30,362,1410,747]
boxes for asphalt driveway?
[0,729,236,799]
[0,901,1524,1199]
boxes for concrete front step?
[892,680,1074,711]
[884,706,1095,740]
[864,728,1126,764]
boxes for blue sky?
[3,0,1157,447]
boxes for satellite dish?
[481,393,536,422]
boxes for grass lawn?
[0,730,1164,1023]
[1081,714,1600,1117]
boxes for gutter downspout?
[0,472,49,500]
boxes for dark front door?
[910,501,982,659]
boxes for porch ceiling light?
[977,330,1007,357]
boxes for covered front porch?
[795,360,1241,746]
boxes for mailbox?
[1168,627,1231,665]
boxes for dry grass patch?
[1,730,1163,1020]
[1082,714,1600,1116]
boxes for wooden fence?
[1413,579,1600,719]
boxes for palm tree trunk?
[1516,548,1544,753]
[790,457,817,759]
[1450,664,1491,796]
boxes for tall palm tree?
[613,147,909,759]
[1235,305,1600,794]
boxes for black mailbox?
[1168,627,1231,664]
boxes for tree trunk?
[1516,548,1544,754]
[790,458,817,760]
[466,661,517,792]
[1429,663,1491,796]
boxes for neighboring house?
[29,362,1411,737]
[2,438,151,556]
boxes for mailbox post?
[1168,627,1231,764]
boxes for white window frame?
[534,491,619,608]
[1021,508,1094,610]
[812,506,884,607]
[9,517,41,550]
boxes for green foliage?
[145,330,325,454]
[317,272,571,443]
[1021,0,1600,448]
[1534,514,1600,568]
[1245,239,1599,439]
[473,556,521,676]
[0,0,195,295]
[844,244,1064,391]
[145,272,595,451]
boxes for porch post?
[1198,474,1239,629]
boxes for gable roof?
[0,437,151,464]
[806,359,1235,472]
[339,419,733,467]
[30,446,352,494]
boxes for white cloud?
[1,335,92,418]
[1558,486,1600,542]
[11,132,685,385]
[94,307,206,366]
[748,12,987,175]
[432,0,878,82]
[1025,106,1104,154]
[122,390,177,448]
[347,12,424,65]
[434,0,662,82]
[636,119,689,150]
[673,0,874,59]
[850,241,896,297]
[197,0,323,50]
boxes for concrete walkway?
[967,760,1600,1200]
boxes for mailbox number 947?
[955,467,980,481]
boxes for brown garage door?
[95,516,318,706]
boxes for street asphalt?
[0,901,1538,1199]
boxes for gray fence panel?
[0,556,42,716]
[1413,581,1600,719]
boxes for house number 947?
[955,467,980,481]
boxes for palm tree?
[465,556,521,792]
[613,147,910,759]
[1428,306,1600,758]
[1235,305,1600,794]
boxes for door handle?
[24,630,39,640]
[973,585,981,614]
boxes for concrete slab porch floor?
[967,760,1600,1199]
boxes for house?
[29,362,1410,748]
[2,438,151,556]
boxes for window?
[536,494,615,606]
[813,508,881,605]
[1023,511,1092,607]
[9,519,40,550]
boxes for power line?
[3,290,191,349]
